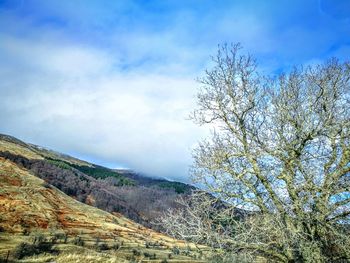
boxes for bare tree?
[160,44,350,262]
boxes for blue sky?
[0,0,349,181]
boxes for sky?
[0,0,349,182]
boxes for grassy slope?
[0,134,135,185]
[0,157,206,262]
[0,140,43,160]
[0,134,92,167]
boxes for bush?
[53,232,66,243]
[13,243,35,259]
[171,247,180,255]
[13,241,53,259]
[97,242,109,251]
[73,236,84,246]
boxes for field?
[0,233,207,263]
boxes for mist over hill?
[0,133,194,232]
[0,134,207,262]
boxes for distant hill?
[0,134,194,231]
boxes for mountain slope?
[0,156,206,262]
[0,157,137,235]
[0,134,193,232]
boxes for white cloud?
[0,33,208,181]
[1,0,349,182]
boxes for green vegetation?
[156,181,191,194]
[47,159,73,170]
[72,164,135,186]
[13,240,55,259]
[72,164,116,179]
[46,157,135,186]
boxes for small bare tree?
[160,44,350,262]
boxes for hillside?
[0,153,207,262]
[0,134,193,232]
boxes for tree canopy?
[161,44,350,262]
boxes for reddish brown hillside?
[0,157,184,247]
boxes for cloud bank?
[0,0,349,181]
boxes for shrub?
[53,232,66,242]
[13,241,53,259]
[171,247,180,255]
[73,236,84,246]
[97,242,109,251]
[13,242,36,259]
